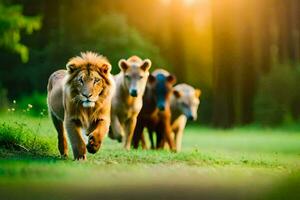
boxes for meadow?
[1,112,300,200]
[2,0,300,199]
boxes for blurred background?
[0,0,300,128]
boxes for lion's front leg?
[157,121,176,152]
[174,117,187,152]
[87,119,109,154]
[109,115,125,143]
[65,119,86,160]
[124,115,138,150]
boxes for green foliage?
[254,65,300,126]
[0,11,167,98]
[0,84,8,110]
[0,122,55,156]
[17,92,47,117]
[82,13,166,72]
[0,3,41,62]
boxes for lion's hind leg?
[50,112,68,158]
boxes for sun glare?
[183,0,196,6]
[162,0,208,6]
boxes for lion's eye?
[94,78,100,84]
[125,75,131,80]
[139,76,143,80]
[182,102,188,107]
[79,77,84,84]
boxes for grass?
[1,112,300,200]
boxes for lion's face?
[72,70,105,108]
[148,72,177,111]
[66,53,111,108]
[118,57,151,97]
[173,86,201,121]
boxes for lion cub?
[109,56,151,150]
[170,84,201,151]
[47,52,115,160]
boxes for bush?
[254,64,300,126]
[17,92,47,117]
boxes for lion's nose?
[82,93,92,98]
[187,115,194,121]
[157,103,165,111]
[129,89,138,97]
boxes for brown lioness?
[132,69,177,151]
[47,52,115,160]
[170,84,201,152]
[109,56,151,150]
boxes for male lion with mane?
[47,52,115,160]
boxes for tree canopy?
[0,3,40,62]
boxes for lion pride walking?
[47,51,201,160]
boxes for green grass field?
[1,112,300,200]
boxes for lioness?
[109,56,151,150]
[47,52,115,160]
[170,84,201,151]
[132,69,177,151]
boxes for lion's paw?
[74,154,87,161]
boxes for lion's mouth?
[82,100,95,108]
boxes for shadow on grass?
[1,172,300,200]
[0,148,59,160]
[260,171,300,200]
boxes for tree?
[211,0,237,128]
[0,3,40,62]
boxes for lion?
[47,52,115,160]
[132,69,177,151]
[170,84,201,151]
[109,56,151,150]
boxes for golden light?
[161,0,171,5]
[183,0,196,6]
[161,0,209,6]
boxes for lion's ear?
[173,90,182,98]
[167,74,177,85]
[66,62,79,73]
[195,89,201,98]
[141,59,152,71]
[100,63,111,75]
[119,59,129,72]
[148,74,156,84]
